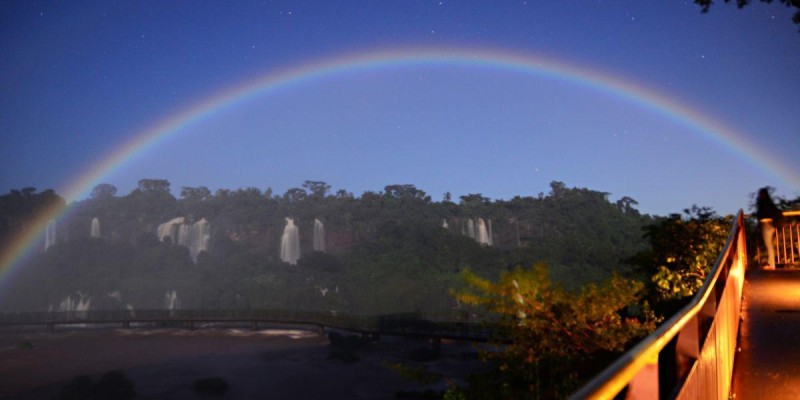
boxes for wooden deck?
[731,269,800,399]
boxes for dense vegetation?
[449,263,658,398]
[0,180,652,314]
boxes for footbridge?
[573,210,800,399]
[0,308,496,343]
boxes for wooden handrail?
[572,211,747,399]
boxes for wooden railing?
[770,211,799,266]
[572,211,748,399]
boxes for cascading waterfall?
[177,224,191,247]
[488,219,493,246]
[56,292,91,318]
[90,217,101,238]
[164,290,180,310]
[476,218,491,246]
[45,219,56,251]
[280,218,300,265]
[156,217,211,262]
[189,218,210,261]
[58,295,76,311]
[442,219,449,229]
[157,217,185,243]
[313,218,326,252]
[459,218,493,246]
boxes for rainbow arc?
[1,46,795,285]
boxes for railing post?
[675,314,700,381]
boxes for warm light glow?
[747,274,800,310]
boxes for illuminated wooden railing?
[572,211,747,399]
[760,210,800,266]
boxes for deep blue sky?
[1,1,798,215]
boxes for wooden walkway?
[732,269,800,399]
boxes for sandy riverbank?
[0,327,486,399]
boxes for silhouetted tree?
[136,179,171,194]
[284,187,307,202]
[616,196,640,215]
[694,0,800,27]
[384,184,430,202]
[180,186,211,201]
[302,180,331,199]
[0,188,65,246]
[335,189,353,199]
[90,183,118,199]
[124,179,177,221]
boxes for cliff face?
[30,181,650,281]
[0,183,653,314]
[59,212,581,266]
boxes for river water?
[0,326,483,399]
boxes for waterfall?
[189,218,211,261]
[45,219,56,251]
[488,219,493,246]
[313,218,326,252]
[177,224,191,247]
[90,217,101,238]
[57,292,91,318]
[58,295,75,312]
[280,218,300,265]
[157,217,211,262]
[476,218,490,246]
[77,297,91,312]
[157,217,185,243]
[442,219,449,229]
[164,290,180,310]
[460,218,492,246]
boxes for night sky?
[1,1,798,215]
